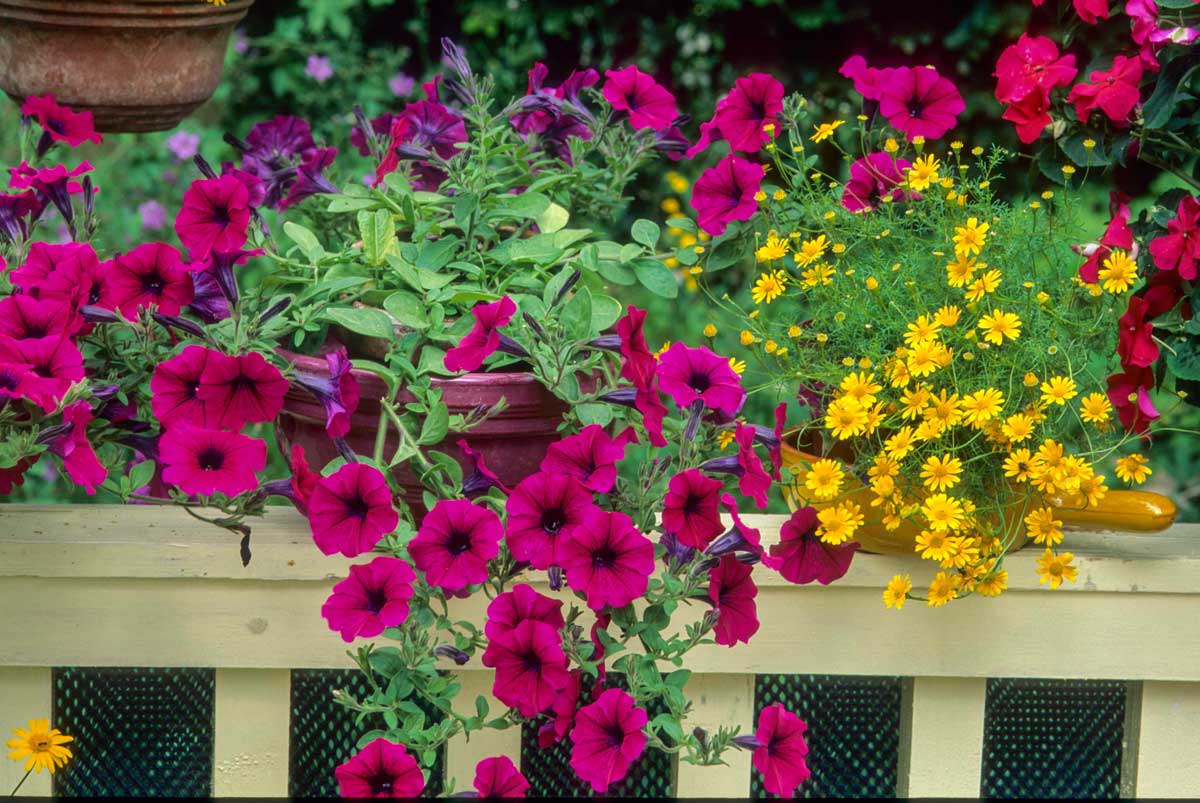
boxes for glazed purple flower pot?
[276,348,568,515]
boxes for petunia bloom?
[569,688,648,793]
[159,425,266,496]
[691,154,764,237]
[150,345,221,428]
[484,583,564,640]
[481,619,570,717]
[335,738,425,798]
[687,73,784,157]
[289,347,360,439]
[539,425,638,494]
[197,350,289,430]
[1066,55,1144,124]
[708,555,759,647]
[0,295,80,340]
[1118,296,1160,369]
[174,175,251,260]
[751,704,811,797]
[1106,366,1160,435]
[473,756,530,798]
[1077,192,1135,283]
[538,669,583,748]
[705,493,765,559]
[505,472,596,569]
[459,439,510,497]
[766,506,859,585]
[20,94,102,150]
[0,334,85,413]
[48,401,107,493]
[994,34,1078,104]
[662,469,725,548]
[602,65,678,131]
[840,55,882,101]
[279,147,339,211]
[876,65,965,141]
[1002,89,1054,144]
[409,498,503,591]
[1148,195,1200,280]
[321,556,416,642]
[1071,0,1111,24]
[444,296,519,373]
[842,152,913,213]
[106,242,194,318]
[560,509,655,610]
[616,305,657,387]
[287,443,322,516]
[308,462,399,557]
[656,342,746,417]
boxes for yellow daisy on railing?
[7,719,73,775]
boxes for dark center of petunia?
[607,722,626,748]
[907,98,925,118]
[540,507,567,534]
[88,280,103,305]
[684,492,707,516]
[445,529,473,555]
[363,586,388,614]
[370,774,395,794]
[344,495,370,519]
[140,270,166,296]
[22,321,48,338]
[592,545,618,569]
[522,648,543,671]
[210,204,231,226]
[197,447,225,471]
[688,371,712,393]
[0,370,20,390]
[31,361,53,378]
[48,119,66,135]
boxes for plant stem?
[10,768,33,796]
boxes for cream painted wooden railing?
[2,505,1199,798]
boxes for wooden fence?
[1,505,1199,797]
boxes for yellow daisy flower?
[1036,549,1078,589]
[751,270,788,305]
[920,454,963,492]
[817,501,864,545]
[1098,249,1137,294]
[6,719,73,774]
[804,458,846,500]
[810,120,845,143]
[882,574,912,610]
[1040,376,1078,406]
[952,217,990,257]
[1114,454,1152,485]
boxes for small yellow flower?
[1025,507,1064,546]
[703,323,717,338]
[787,325,803,339]
[971,146,984,156]
[1098,249,1137,294]
[728,356,747,375]
[805,458,846,500]
[977,309,1022,345]
[1023,371,1039,388]
[1061,164,1077,176]
[810,120,845,142]
[753,190,767,202]
[1079,392,1112,425]
[961,387,1004,426]
[1001,413,1035,443]
[906,154,942,191]
[839,371,882,405]
[1040,376,1078,406]
[793,234,829,267]
[921,493,966,531]
[945,255,981,287]
[1037,549,1078,589]
[751,270,788,305]
[832,243,846,254]
[817,501,864,545]
[866,276,880,291]
[927,572,959,606]
[934,305,961,327]
[1004,448,1034,482]
[755,234,790,263]
[911,135,926,147]
[825,397,869,440]
[883,426,917,460]
[884,137,900,154]
[1115,454,1152,485]
[953,217,990,258]
[740,329,757,346]
[667,171,690,194]
[661,197,681,215]
[883,574,912,610]
[920,454,963,492]
[904,314,942,347]
[915,529,957,561]
[951,141,964,150]
[7,719,73,774]
[964,269,1002,302]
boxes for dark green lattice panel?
[751,674,901,799]
[289,668,445,797]
[520,673,674,798]
[52,667,214,797]
[981,679,1127,799]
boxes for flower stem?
[10,768,33,797]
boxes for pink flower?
[994,34,1079,104]
[0,295,80,340]
[662,469,725,548]
[335,738,425,798]
[289,347,360,439]
[160,425,266,496]
[1077,192,1135,283]
[48,401,107,493]
[539,425,638,493]
[876,66,965,141]
[656,342,746,417]
[1067,55,1144,124]
[410,499,503,591]
[688,73,784,156]
[705,493,765,559]
[840,55,882,100]
[842,152,913,213]
[1149,194,1200,280]
[197,350,289,430]
[484,583,564,641]
[1118,295,1160,369]
[616,305,657,387]
[1107,366,1159,435]
[752,704,811,797]
[20,95,102,149]
[444,296,518,373]
[1072,0,1112,24]
[505,472,596,569]
[288,443,322,516]
[473,756,530,798]
[560,510,654,610]
[569,688,648,793]
[151,345,221,428]
[708,555,759,647]
[107,242,194,318]
[766,506,859,585]
[0,335,84,413]
[690,154,764,237]
[538,669,583,748]
[602,65,678,131]
[481,619,570,716]
[734,422,771,508]
[459,439,509,497]
[1002,90,1053,144]
[0,361,46,411]
[321,556,416,642]
[308,462,399,557]
[174,176,251,260]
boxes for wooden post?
[444,671,521,795]
[675,673,756,798]
[0,667,54,797]
[1134,681,1200,798]
[898,676,987,797]
[212,669,292,797]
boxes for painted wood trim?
[443,671,521,795]
[1134,681,1200,798]
[675,673,756,798]
[212,669,292,797]
[0,667,54,797]
[898,677,986,797]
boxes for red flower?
[691,154,764,237]
[560,510,654,610]
[708,555,759,647]
[752,704,811,797]
[474,756,530,798]
[1118,295,1161,369]
[505,472,596,569]
[840,55,882,101]
[484,583,565,640]
[1002,89,1054,144]
[1143,269,1189,319]
[0,334,84,413]
[734,422,771,509]
[1077,192,1134,283]
[335,738,425,798]
[842,152,913,213]
[705,493,765,559]
[602,65,678,131]
[876,65,965,141]
[159,425,266,497]
[994,34,1078,104]
[539,425,638,493]
[538,669,583,748]
[482,619,570,717]
[444,296,518,373]
[410,498,503,591]
[308,463,399,557]
[8,161,93,223]
[279,147,339,211]
[287,443,322,516]
[0,361,46,410]
[656,342,746,417]
[1067,55,1143,124]
[174,176,251,260]
[0,295,80,340]
[20,94,102,149]
[151,346,221,428]
[14,242,114,316]
[196,350,289,430]
[107,242,194,318]
[617,305,657,387]
[569,688,648,793]
[688,73,785,157]
[662,469,725,548]
[1149,194,1200,280]
[289,347,360,439]
[321,556,416,642]
[1106,366,1160,435]
[1072,0,1111,24]
[47,401,107,494]
[401,99,468,159]
[766,506,859,585]
[459,438,510,497]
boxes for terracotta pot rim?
[0,0,252,28]
[277,347,547,386]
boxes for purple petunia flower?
[138,200,166,231]
[389,72,416,97]
[305,55,333,84]
[166,130,201,162]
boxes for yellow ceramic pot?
[780,443,1177,555]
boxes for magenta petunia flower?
[602,65,678,131]
[481,619,570,717]
[690,154,764,237]
[458,439,510,497]
[713,72,785,153]
[538,668,583,748]
[309,462,399,557]
[8,161,93,224]
[708,554,759,647]
[352,113,399,156]
[150,345,221,428]
[752,704,811,797]
[484,583,565,640]
[444,296,518,373]
[841,152,913,213]
[409,498,503,591]
[1066,55,1144,124]
[876,65,965,141]
[1001,89,1053,144]
[569,688,648,793]
[473,756,530,798]
[539,425,638,494]
[0,295,80,340]
[766,506,859,585]
[159,425,266,497]
[704,493,765,559]
[20,94,102,150]
[106,242,194,318]
[279,146,339,211]
[994,34,1078,105]
[735,423,771,508]
[48,401,107,494]
[840,55,882,101]
[288,443,322,516]
[289,347,360,439]
[1071,0,1111,24]
[560,509,654,611]
[174,175,251,260]
[505,472,596,569]
[401,99,468,160]
[616,305,657,387]
[0,361,45,411]
[1148,195,1200,281]
[662,469,725,548]
[0,334,84,413]
[237,115,318,207]
[335,738,425,798]
[1077,192,1135,283]
[321,556,416,643]
[0,189,40,244]
[196,350,289,430]
[656,342,746,417]
[1118,296,1160,370]
[0,457,36,495]
[16,242,114,320]
[1107,366,1159,436]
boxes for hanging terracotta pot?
[0,0,254,133]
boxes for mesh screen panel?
[52,667,214,797]
[751,674,902,799]
[289,668,445,798]
[519,673,674,798]
[981,679,1127,799]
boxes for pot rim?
[276,346,548,386]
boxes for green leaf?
[631,219,661,248]
[496,191,550,219]
[326,195,378,213]
[619,242,643,264]
[1167,336,1200,381]
[597,261,636,285]
[590,294,623,331]
[560,286,593,340]
[576,403,613,426]
[322,307,394,339]
[632,257,679,298]
[383,291,429,331]
[417,403,450,446]
[536,201,570,234]
[417,238,459,271]
[127,460,156,491]
[665,216,697,234]
[358,209,396,266]
[283,222,324,262]
[453,192,479,233]
[1143,53,1200,129]
[704,232,746,272]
